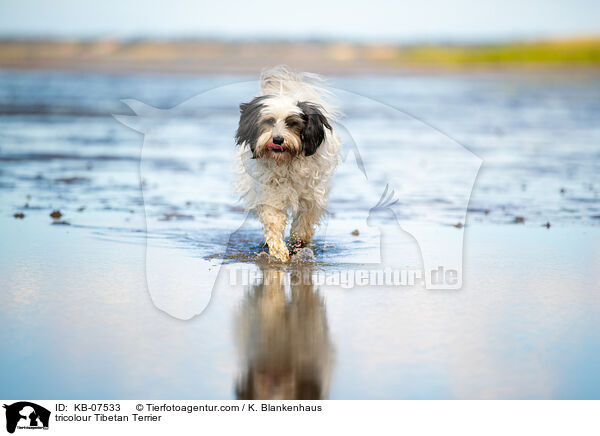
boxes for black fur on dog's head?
[235,95,269,156]
[296,101,331,157]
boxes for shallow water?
[1,70,599,398]
[1,217,599,399]
[2,70,599,233]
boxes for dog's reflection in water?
[235,266,333,400]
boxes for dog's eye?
[285,117,302,128]
[264,118,275,126]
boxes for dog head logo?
[3,402,50,434]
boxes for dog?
[235,66,341,262]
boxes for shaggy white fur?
[235,66,342,262]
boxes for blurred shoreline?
[1,37,599,75]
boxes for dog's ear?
[297,102,331,156]
[235,96,268,157]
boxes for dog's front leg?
[290,201,322,248]
[258,205,289,262]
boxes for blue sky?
[0,0,599,41]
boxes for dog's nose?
[272,136,284,145]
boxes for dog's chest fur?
[236,131,340,216]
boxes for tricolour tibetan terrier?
[235,66,341,262]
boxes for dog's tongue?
[267,142,284,151]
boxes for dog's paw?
[291,247,315,263]
[288,237,306,254]
[268,240,290,263]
